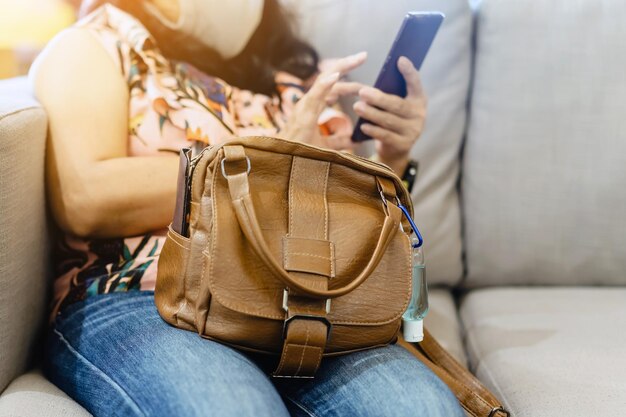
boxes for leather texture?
[156,136,414,377]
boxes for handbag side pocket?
[155,225,194,331]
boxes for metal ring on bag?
[221,156,251,178]
[488,407,510,417]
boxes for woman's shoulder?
[29,27,125,97]
[28,27,129,132]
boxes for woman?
[30,0,464,416]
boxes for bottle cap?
[402,319,424,342]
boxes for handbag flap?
[203,140,412,326]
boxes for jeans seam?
[52,327,147,417]
[283,395,319,417]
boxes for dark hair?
[80,0,319,96]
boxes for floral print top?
[51,4,350,320]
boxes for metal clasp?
[396,199,423,248]
[488,407,511,417]
[281,289,332,339]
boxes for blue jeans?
[44,291,464,417]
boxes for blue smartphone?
[351,12,444,142]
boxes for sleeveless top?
[51,4,350,320]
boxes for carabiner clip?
[397,203,423,248]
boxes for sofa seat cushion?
[0,371,91,417]
[460,287,626,417]
[426,288,467,366]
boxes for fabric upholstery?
[285,0,472,286]
[426,288,467,366]
[0,371,91,417]
[0,77,50,393]
[463,0,626,287]
[460,287,626,417]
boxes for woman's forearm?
[52,155,179,238]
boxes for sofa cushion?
[0,77,50,393]
[463,0,626,287]
[412,288,468,417]
[285,0,472,286]
[460,287,626,417]
[0,371,91,417]
[425,288,467,366]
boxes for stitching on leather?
[52,328,146,416]
[288,156,296,235]
[275,342,290,374]
[313,345,323,374]
[295,326,310,376]
[166,232,190,250]
[288,252,332,261]
[166,230,191,327]
[207,159,221,318]
[329,243,335,278]
[323,161,330,240]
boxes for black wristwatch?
[401,159,419,193]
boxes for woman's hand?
[353,56,427,175]
[279,52,367,150]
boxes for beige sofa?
[2,1,626,416]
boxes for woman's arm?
[30,28,178,238]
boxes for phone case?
[171,147,193,236]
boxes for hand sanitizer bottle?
[402,235,429,342]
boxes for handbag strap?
[274,155,332,377]
[221,145,403,299]
[397,330,510,417]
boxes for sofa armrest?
[0,77,50,393]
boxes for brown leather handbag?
[156,136,414,378]
[155,136,510,415]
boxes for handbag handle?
[222,149,402,299]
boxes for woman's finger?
[360,123,409,151]
[326,51,368,77]
[326,81,366,105]
[301,71,340,113]
[397,56,424,101]
[353,100,408,133]
[324,133,353,151]
[358,86,415,118]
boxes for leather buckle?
[281,289,332,339]
[220,156,251,178]
[488,407,510,417]
[282,289,330,313]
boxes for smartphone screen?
[351,12,444,142]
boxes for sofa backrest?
[463,0,626,287]
[286,0,473,286]
[0,77,50,392]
